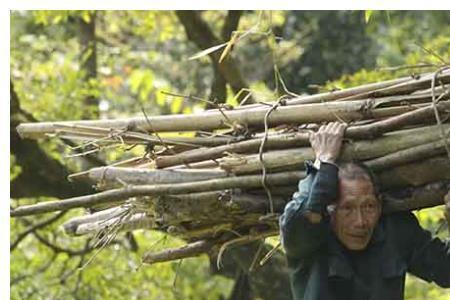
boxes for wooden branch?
[62,206,129,235]
[155,132,311,169]
[52,124,235,147]
[17,98,423,139]
[82,167,227,188]
[346,101,450,139]
[73,213,154,236]
[142,239,214,264]
[154,102,450,169]
[367,137,450,171]
[383,181,450,213]
[142,229,278,265]
[10,171,305,217]
[378,156,450,189]
[338,69,450,101]
[231,69,448,109]
[218,124,449,174]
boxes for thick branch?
[10,171,305,217]
[17,98,429,138]
[218,125,449,174]
[155,102,450,168]
[383,181,450,213]
[83,167,227,189]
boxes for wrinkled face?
[330,178,381,251]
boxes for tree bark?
[176,11,252,103]
[78,11,98,117]
[10,81,94,199]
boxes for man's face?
[330,178,381,251]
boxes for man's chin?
[342,235,370,250]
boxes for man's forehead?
[338,178,377,200]
[339,177,373,186]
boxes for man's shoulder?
[381,211,423,246]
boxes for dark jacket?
[279,162,450,300]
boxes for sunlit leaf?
[219,32,239,63]
[188,43,227,61]
[365,10,373,23]
[170,97,183,113]
[82,11,91,23]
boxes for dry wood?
[82,167,227,188]
[142,240,214,264]
[62,179,450,237]
[155,132,311,169]
[218,125,450,174]
[338,69,450,101]
[383,181,450,213]
[366,138,450,171]
[235,74,421,108]
[154,102,450,169]
[73,213,154,236]
[17,98,422,138]
[62,206,129,235]
[52,123,236,147]
[346,101,450,139]
[378,156,450,189]
[10,171,305,217]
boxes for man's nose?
[353,209,366,228]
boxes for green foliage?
[10,155,21,181]
[364,10,373,23]
[11,209,233,299]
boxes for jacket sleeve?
[279,161,339,262]
[400,212,450,288]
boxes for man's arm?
[279,162,339,261]
[400,212,450,288]
[279,122,346,262]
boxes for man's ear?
[303,211,322,224]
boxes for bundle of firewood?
[11,68,450,265]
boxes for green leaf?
[170,97,183,113]
[52,14,62,24]
[82,11,91,23]
[364,10,373,23]
[219,32,239,63]
[188,43,227,61]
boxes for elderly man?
[279,122,450,300]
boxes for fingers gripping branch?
[309,122,347,163]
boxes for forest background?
[10,10,450,300]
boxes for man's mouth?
[347,233,368,239]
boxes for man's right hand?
[309,122,347,163]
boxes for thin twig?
[248,240,264,272]
[11,211,67,251]
[415,43,448,65]
[259,242,281,266]
[216,230,277,269]
[430,66,450,160]
[377,63,440,72]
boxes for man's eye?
[340,206,353,214]
[363,203,377,213]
